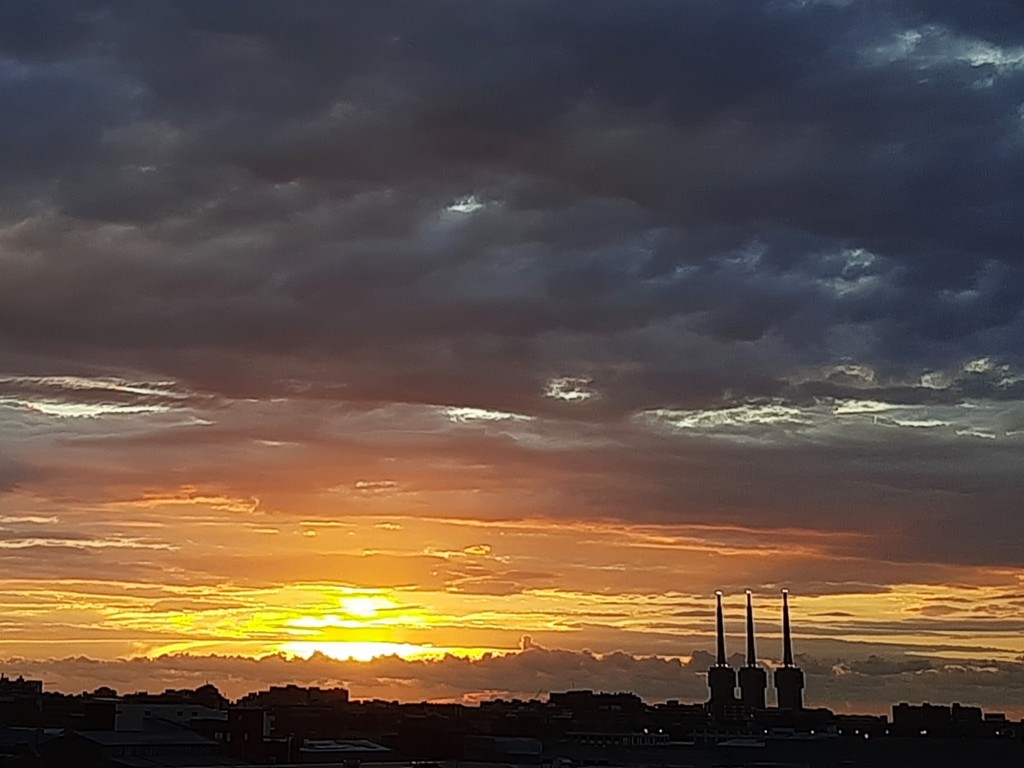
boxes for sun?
[271,590,507,662]
[339,596,394,619]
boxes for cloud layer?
[1,0,1022,711]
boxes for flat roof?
[300,739,391,753]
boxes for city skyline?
[0,588,1017,731]
[1,1,1023,717]
[0,589,1012,719]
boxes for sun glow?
[277,641,502,662]
[283,593,426,632]
[339,595,395,619]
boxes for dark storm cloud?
[901,0,1024,47]
[1,1,1023,564]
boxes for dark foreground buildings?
[0,592,1020,766]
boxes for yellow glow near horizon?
[278,641,504,662]
[281,590,435,635]
[0,512,1020,708]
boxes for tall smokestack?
[738,590,767,709]
[774,588,804,710]
[707,591,737,710]
[745,590,757,667]
[782,588,794,667]
[716,591,727,666]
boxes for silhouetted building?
[37,722,224,767]
[115,702,227,731]
[298,738,392,764]
[124,683,229,711]
[893,701,954,737]
[706,591,737,709]
[0,675,42,697]
[0,674,44,727]
[738,590,767,710]
[236,683,349,708]
[835,711,889,738]
[548,690,643,713]
[774,588,804,710]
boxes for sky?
[1,0,1023,715]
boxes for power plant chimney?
[774,589,804,709]
[783,587,794,666]
[716,590,727,666]
[738,590,767,709]
[707,591,737,709]
[746,589,757,666]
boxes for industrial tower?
[706,591,737,708]
[773,588,805,709]
[738,590,767,709]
